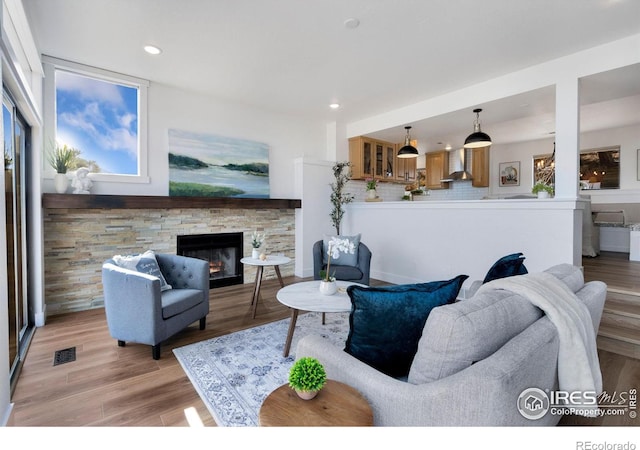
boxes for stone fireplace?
[177,232,244,288]
[42,194,300,316]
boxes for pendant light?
[463,108,492,148]
[397,126,418,158]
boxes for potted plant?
[329,161,354,235]
[365,177,377,200]
[532,181,554,199]
[47,144,76,193]
[250,231,265,259]
[288,356,327,400]
[319,236,355,295]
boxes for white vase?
[367,189,376,200]
[537,191,550,199]
[54,173,69,193]
[319,280,338,296]
[252,248,260,259]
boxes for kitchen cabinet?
[395,154,417,183]
[471,146,490,188]
[425,150,450,190]
[349,137,374,180]
[349,137,397,181]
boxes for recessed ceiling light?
[344,18,360,29]
[144,45,162,55]
[329,103,340,109]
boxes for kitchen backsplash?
[348,180,488,202]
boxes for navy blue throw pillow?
[344,275,468,378]
[483,253,528,284]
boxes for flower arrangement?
[251,231,265,249]
[320,236,355,282]
[365,178,377,191]
[288,357,327,395]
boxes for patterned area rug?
[173,311,349,426]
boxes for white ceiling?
[22,0,640,149]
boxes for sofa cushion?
[327,265,363,281]
[113,250,172,291]
[345,275,468,378]
[407,264,584,384]
[323,234,360,266]
[483,252,528,283]
[161,288,203,319]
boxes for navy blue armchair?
[313,240,372,286]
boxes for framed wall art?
[168,129,270,198]
[499,161,520,187]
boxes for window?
[43,56,149,183]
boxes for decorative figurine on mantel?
[72,167,92,194]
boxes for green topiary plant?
[288,357,327,394]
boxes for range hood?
[441,148,473,182]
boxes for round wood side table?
[259,379,373,426]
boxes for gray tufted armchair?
[102,253,210,359]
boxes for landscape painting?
[168,129,269,198]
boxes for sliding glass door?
[4,92,31,385]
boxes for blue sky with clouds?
[56,70,138,174]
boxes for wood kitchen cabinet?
[424,150,450,190]
[349,136,397,181]
[395,155,417,183]
[471,146,490,187]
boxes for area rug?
[173,312,350,426]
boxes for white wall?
[342,200,582,288]
[49,83,328,198]
[295,158,336,278]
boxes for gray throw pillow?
[113,250,173,291]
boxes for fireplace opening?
[177,232,244,288]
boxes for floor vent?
[53,347,76,366]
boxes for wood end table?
[240,255,291,318]
[259,379,373,426]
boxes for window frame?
[42,55,150,184]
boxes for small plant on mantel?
[288,357,327,400]
[47,144,77,174]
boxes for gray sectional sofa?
[296,264,606,426]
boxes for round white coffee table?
[276,280,365,357]
[241,255,291,318]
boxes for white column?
[554,77,580,199]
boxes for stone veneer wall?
[43,207,296,315]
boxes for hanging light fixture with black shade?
[463,108,492,148]
[397,126,418,158]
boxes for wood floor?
[7,254,640,427]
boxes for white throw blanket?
[476,272,602,415]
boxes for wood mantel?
[42,193,302,210]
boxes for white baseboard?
[1,402,14,426]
